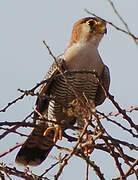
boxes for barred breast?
[48,72,99,123]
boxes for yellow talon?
[43,124,63,143]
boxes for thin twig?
[124,159,138,178]
[103,138,125,178]
[54,122,89,180]
[97,110,138,138]
[0,94,25,113]
[0,111,33,140]
[40,154,68,178]
[0,127,28,137]
[77,153,106,180]
[107,0,138,46]
[0,164,49,180]
[85,9,138,46]
[107,93,138,131]
[0,143,24,158]
[43,41,86,106]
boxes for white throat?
[64,39,104,73]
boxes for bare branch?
[0,143,24,158]
[0,94,25,113]
[0,164,49,180]
[54,121,89,180]
[107,93,138,131]
[1,38,137,179]
[107,0,138,46]
[85,9,138,46]
[124,159,138,178]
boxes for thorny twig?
[79,142,136,163]
[78,153,105,180]
[89,69,138,132]
[39,154,68,178]
[56,144,106,180]
[107,0,138,46]
[91,110,126,178]
[124,159,138,178]
[0,127,28,137]
[97,110,138,138]
[43,41,87,108]
[0,78,52,113]
[0,94,25,113]
[112,159,138,180]
[0,143,24,158]
[0,42,137,180]
[85,9,138,46]
[107,93,138,131]
[0,163,49,180]
[0,111,34,140]
[103,138,125,178]
[54,122,89,180]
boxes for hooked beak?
[93,24,107,34]
[104,27,107,34]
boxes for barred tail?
[15,125,55,166]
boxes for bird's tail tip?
[15,146,48,166]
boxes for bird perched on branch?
[15,17,110,166]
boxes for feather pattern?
[15,17,110,166]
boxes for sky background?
[0,0,138,179]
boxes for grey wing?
[34,56,65,121]
[95,65,110,106]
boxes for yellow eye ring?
[86,19,98,27]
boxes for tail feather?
[15,125,55,166]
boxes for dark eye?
[88,20,95,26]
[86,19,98,27]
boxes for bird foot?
[43,124,63,143]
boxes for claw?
[43,124,63,142]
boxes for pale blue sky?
[0,0,138,179]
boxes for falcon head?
[68,17,107,48]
